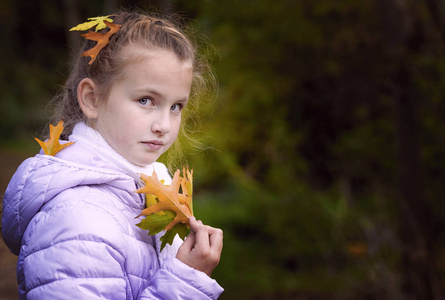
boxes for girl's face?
[92,47,193,166]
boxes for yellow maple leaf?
[135,169,194,231]
[35,120,75,156]
[69,15,114,32]
[80,21,122,65]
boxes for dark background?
[1,0,445,299]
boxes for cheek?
[172,118,182,136]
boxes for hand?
[176,217,223,276]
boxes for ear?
[77,78,100,119]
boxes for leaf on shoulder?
[35,120,75,156]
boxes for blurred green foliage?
[1,0,445,299]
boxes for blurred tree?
[376,0,445,298]
[187,0,445,298]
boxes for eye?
[138,98,152,106]
[171,103,183,112]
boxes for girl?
[2,11,223,299]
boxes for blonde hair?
[53,11,216,170]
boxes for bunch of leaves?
[69,16,122,65]
[35,120,75,156]
[135,167,194,251]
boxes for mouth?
[142,140,164,151]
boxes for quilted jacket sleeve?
[19,188,223,300]
[141,255,224,299]
[20,195,131,299]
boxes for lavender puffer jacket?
[2,141,223,299]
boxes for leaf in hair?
[69,16,114,32]
[35,120,75,156]
[80,21,121,65]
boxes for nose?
[151,110,171,135]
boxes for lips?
[143,140,164,151]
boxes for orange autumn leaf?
[135,169,194,231]
[180,167,193,214]
[80,20,122,65]
[35,121,75,156]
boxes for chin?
[133,157,158,167]
[133,161,153,167]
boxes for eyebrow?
[135,87,189,103]
[176,98,189,104]
[136,87,162,98]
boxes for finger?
[209,228,223,253]
[190,221,210,250]
[188,216,203,232]
[180,225,196,252]
[188,216,201,233]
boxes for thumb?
[179,218,196,252]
